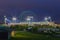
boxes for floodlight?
[12,17,17,21]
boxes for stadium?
[3,16,58,27]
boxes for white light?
[26,18,31,21]
[4,16,7,20]
[48,16,51,19]
[26,16,33,20]
[4,16,6,18]
[27,16,33,19]
[12,17,17,20]
[5,18,7,20]
[44,17,48,21]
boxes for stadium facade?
[8,21,56,26]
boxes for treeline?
[10,25,57,31]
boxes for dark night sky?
[0,0,60,23]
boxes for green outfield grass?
[11,31,60,40]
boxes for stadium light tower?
[27,16,33,21]
[44,17,48,21]
[26,16,33,26]
[12,17,17,23]
[26,18,31,21]
[48,16,52,22]
[44,17,50,25]
[48,16,51,19]
[4,16,7,24]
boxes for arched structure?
[19,11,37,22]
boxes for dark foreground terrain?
[10,31,60,40]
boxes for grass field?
[11,31,60,40]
